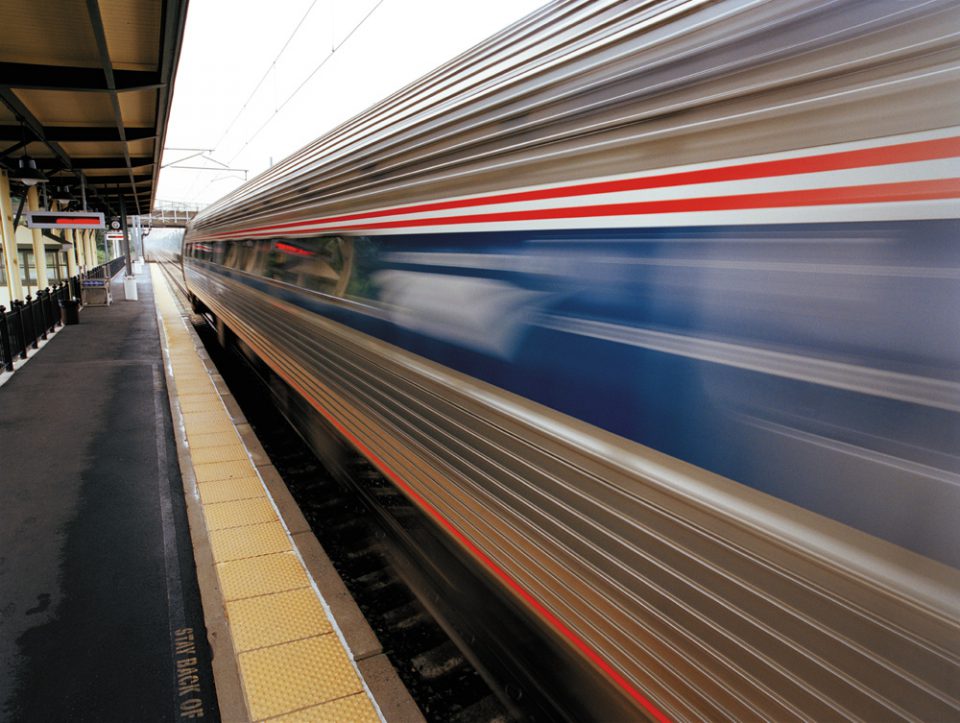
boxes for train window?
[262,236,354,296]
[344,236,380,300]
[212,242,227,265]
[237,240,256,271]
[193,243,213,261]
[241,241,266,274]
[224,241,244,269]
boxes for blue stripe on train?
[192,220,960,567]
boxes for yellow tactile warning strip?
[266,694,381,723]
[151,266,382,723]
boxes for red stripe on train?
[197,135,959,239]
[329,178,960,231]
[196,178,958,240]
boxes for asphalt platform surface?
[0,272,219,722]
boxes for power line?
[210,0,321,154]
[227,0,386,164]
[191,0,387,204]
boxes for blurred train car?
[183,1,960,719]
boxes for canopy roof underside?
[0,0,188,216]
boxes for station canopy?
[0,0,188,218]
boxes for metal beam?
[0,63,162,92]
[34,156,153,169]
[0,139,30,159]
[119,192,133,276]
[85,0,141,214]
[42,229,68,243]
[0,126,157,142]
[151,0,190,211]
[12,193,26,229]
[0,87,115,215]
[84,174,153,185]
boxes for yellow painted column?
[89,230,98,267]
[65,228,78,276]
[26,186,48,289]
[75,228,86,269]
[0,170,24,302]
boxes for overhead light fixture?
[10,120,48,186]
[52,184,72,207]
[13,156,48,186]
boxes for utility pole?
[119,193,137,301]
[119,193,132,276]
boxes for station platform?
[0,266,417,722]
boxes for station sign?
[26,211,105,229]
[105,232,124,242]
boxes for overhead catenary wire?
[190,0,386,204]
[226,0,387,165]
[210,0,322,154]
[177,0,321,204]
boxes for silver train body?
[183,1,960,719]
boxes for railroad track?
[155,256,191,304]
[153,259,514,723]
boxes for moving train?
[183,1,960,719]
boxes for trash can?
[60,298,80,325]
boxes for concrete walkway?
[0,272,219,722]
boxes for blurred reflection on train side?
[376,221,960,566]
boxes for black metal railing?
[87,256,126,279]
[0,257,127,372]
[0,280,78,373]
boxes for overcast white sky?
[156,0,546,208]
